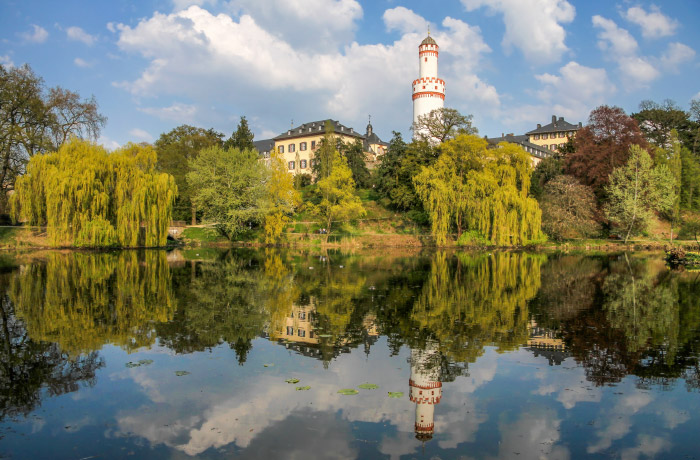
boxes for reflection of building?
[409,341,442,441]
[526,320,571,366]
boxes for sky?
[1,0,699,149]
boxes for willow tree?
[264,147,301,244]
[413,134,542,246]
[12,139,177,247]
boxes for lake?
[1,248,699,459]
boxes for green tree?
[680,147,700,211]
[312,150,366,234]
[224,116,255,151]
[412,107,478,144]
[187,146,268,239]
[340,139,371,188]
[413,134,542,246]
[530,156,564,200]
[540,175,600,240]
[633,99,696,151]
[604,145,675,243]
[311,121,336,181]
[12,139,176,247]
[375,132,435,211]
[264,147,301,244]
[155,125,223,224]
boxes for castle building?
[254,119,387,175]
[525,115,582,152]
[412,34,445,138]
[409,341,443,442]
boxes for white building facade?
[412,35,445,138]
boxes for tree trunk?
[191,205,196,226]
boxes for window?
[299,311,306,320]
[311,140,316,149]
[279,145,284,153]
[551,144,556,150]
[422,85,425,89]
[289,143,295,153]
[288,161,295,170]
[300,142,307,151]
[300,159,307,169]
[559,132,565,138]
[542,134,548,140]
[533,135,540,140]
[425,57,427,62]
[309,331,314,339]
[286,326,294,335]
[559,143,565,148]
[298,329,306,338]
[435,86,438,89]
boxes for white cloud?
[0,55,14,68]
[592,15,659,89]
[98,135,121,151]
[139,102,198,123]
[129,128,153,141]
[21,24,48,43]
[106,22,116,33]
[227,0,363,53]
[660,42,695,72]
[383,7,428,35]
[461,0,575,63]
[114,6,497,139]
[66,26,96,45]
[73,57,93,68]
[624,6,678,39]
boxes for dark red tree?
[566,105,648,195]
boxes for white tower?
[409,341,443,441]
[412,34,445,138]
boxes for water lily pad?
[388,392,404,398]
[358,383,379,390]
[296,386,311,391]
[175,371,190,376]
[125,362,140,368]
[337,389,359,395]
[137,359,153,366]
[263,363,274,368]
[285,378,300,384]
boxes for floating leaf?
[125,362,140,368]
[296,386,311,391]
[358,383,379,390]
[175,371,190,376]
[388,392,404,398]
[337,389,359,395]
[285,378,300,384]
[263,363,275,368]
[137,359,153,366]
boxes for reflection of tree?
[0,274,103,421]
[410,251,545,363]
[10,251,174,355]
[157,250,271,364]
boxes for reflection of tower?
[409,341,442,441]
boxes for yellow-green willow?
[12,139,177,247]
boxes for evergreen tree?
[224,116,255,151]
[311,120,336,181]
[604,145,675,243]
[340,139,370,188]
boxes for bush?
[457,230,490,247]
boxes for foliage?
[540,175,601,240]
[679,214,700,250]
[187,146,268,240]
[412,107,478,144]
[633,99,697,151]
[224,116,255,151]
[12,139,177,247]
[0,64,106,213]
[312,150,366,233]
[680,147,700,211]
[10,251,175,356]
[155,124,223,223]
[567,105,649,195]
[340,139,371,188]
[311,121,336,181]
[413,134,542,246]
[264,147,301,244]
[375,132,435,211]
[530,156,564,200]
[604,145,675,243]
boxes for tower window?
[424,58,427,62]
[422,85,425,89]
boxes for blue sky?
[1,0,698,148]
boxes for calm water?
[1,249,699,459]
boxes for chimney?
[501,132,504,138]
[559,117,564,122]
[537,124,541,129]
[578,122,583,128]
[552,115,556,124]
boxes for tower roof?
[420,35,437,46]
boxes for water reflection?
[0,248,699,458]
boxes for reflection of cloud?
[486,407,569,460]
[379,430,420,460]
[588,390,654,454]
[435,389,485,449]
[620,434,670,460]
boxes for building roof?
[364,131,388,147]
[273,119,364,141]
[253,138,275,154]
[486,134,557,160]
[526,115,582,135]
[420,35,437,46]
